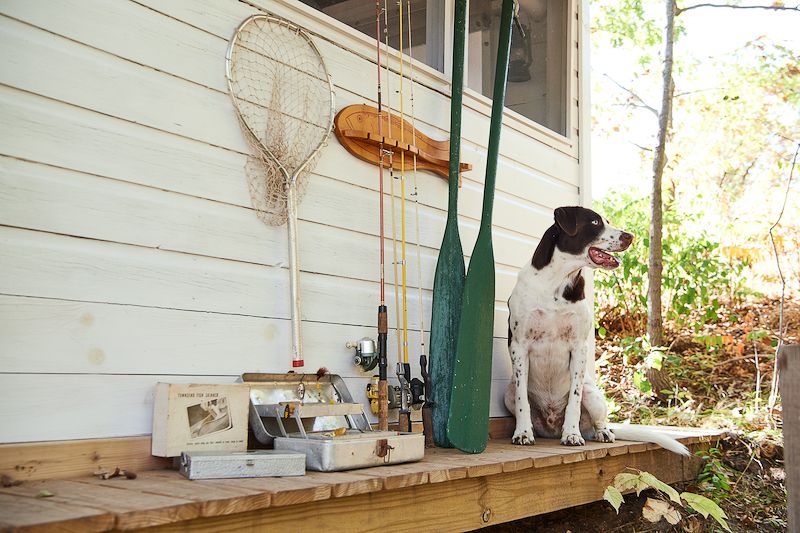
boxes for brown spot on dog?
[527,328,544,341]
[558,324,574,341]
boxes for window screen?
[467,0,568,136]
[301,0,446,72]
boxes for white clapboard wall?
[0,0,586,443]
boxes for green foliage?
[697,446,734,497]
[603,469,731,531]
[591,0,662,49]
[681,492,732,532]
[603,485,624,513]
[594,190,752,335]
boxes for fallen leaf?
[642,497,681,524]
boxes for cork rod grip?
[378,379,389,431]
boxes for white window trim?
[252,0,579,158]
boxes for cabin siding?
[0,0,585,442]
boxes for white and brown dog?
[504,206,688,455]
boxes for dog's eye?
[591,219,600,225]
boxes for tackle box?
[242,373,424,472]
[179,450,305,480]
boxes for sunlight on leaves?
[640,471,681,503]
[603,485,624,514]
[613,472,649,495]
[681,492,732,532]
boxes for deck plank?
[424,448,505,478]
[81,471,272,518]
[301,471,384,498]
[0,492,115,532]
[346,463,430,490]
[209,476,332,507]
[0,436,170,482]
[0,479,199,530]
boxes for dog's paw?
[511,428,535,446]
[560,432,585,446]
[594,428,615,443]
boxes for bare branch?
[601,73,659,117]
[630,141,654,152]
[767,142,799,413]
[678,3,800,14]
[673,87,722,98]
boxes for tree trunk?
[646,0,676,396]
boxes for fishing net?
[227,15,333,226]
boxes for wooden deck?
[0,427,723,532]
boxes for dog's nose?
[620,232,633,247]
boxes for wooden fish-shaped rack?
[333,104,470,185]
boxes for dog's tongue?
[589,247,620,268]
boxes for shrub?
[593,190,751,336]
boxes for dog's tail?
[608,423,690,456]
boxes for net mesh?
[228,16,332,226]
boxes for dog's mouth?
[588,247,620,269]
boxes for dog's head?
[532,206,633,270]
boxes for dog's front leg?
[561,344,587,446]
[508,339,534,445]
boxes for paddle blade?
[447,234,495,453]
[429,220,464,448]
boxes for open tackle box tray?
[242,373,424,471]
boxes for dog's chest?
[508,268,592,350]
[511,306,587,350]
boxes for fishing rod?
[404,0,432,445]
[375,0,389,431]
[395,0,413,434]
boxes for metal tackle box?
[242,373,425,472]
[179,450,305,480]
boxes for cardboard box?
[152,383,250,457]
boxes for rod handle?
[378,379,389,431]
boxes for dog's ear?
[532,224,559,270]
[554,207,579,237]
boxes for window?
[467,0,568,136]
[301,0,446,72]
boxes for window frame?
[262,0,579,158]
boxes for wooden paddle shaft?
[429,0,468,450]
[482,0,515,227]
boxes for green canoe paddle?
[447,0,516,454]
[429,0,467,448]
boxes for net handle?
[226,14,336,368]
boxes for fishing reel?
[365,375,400,415]
[347,338,379,372]
[409,377,426,409]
